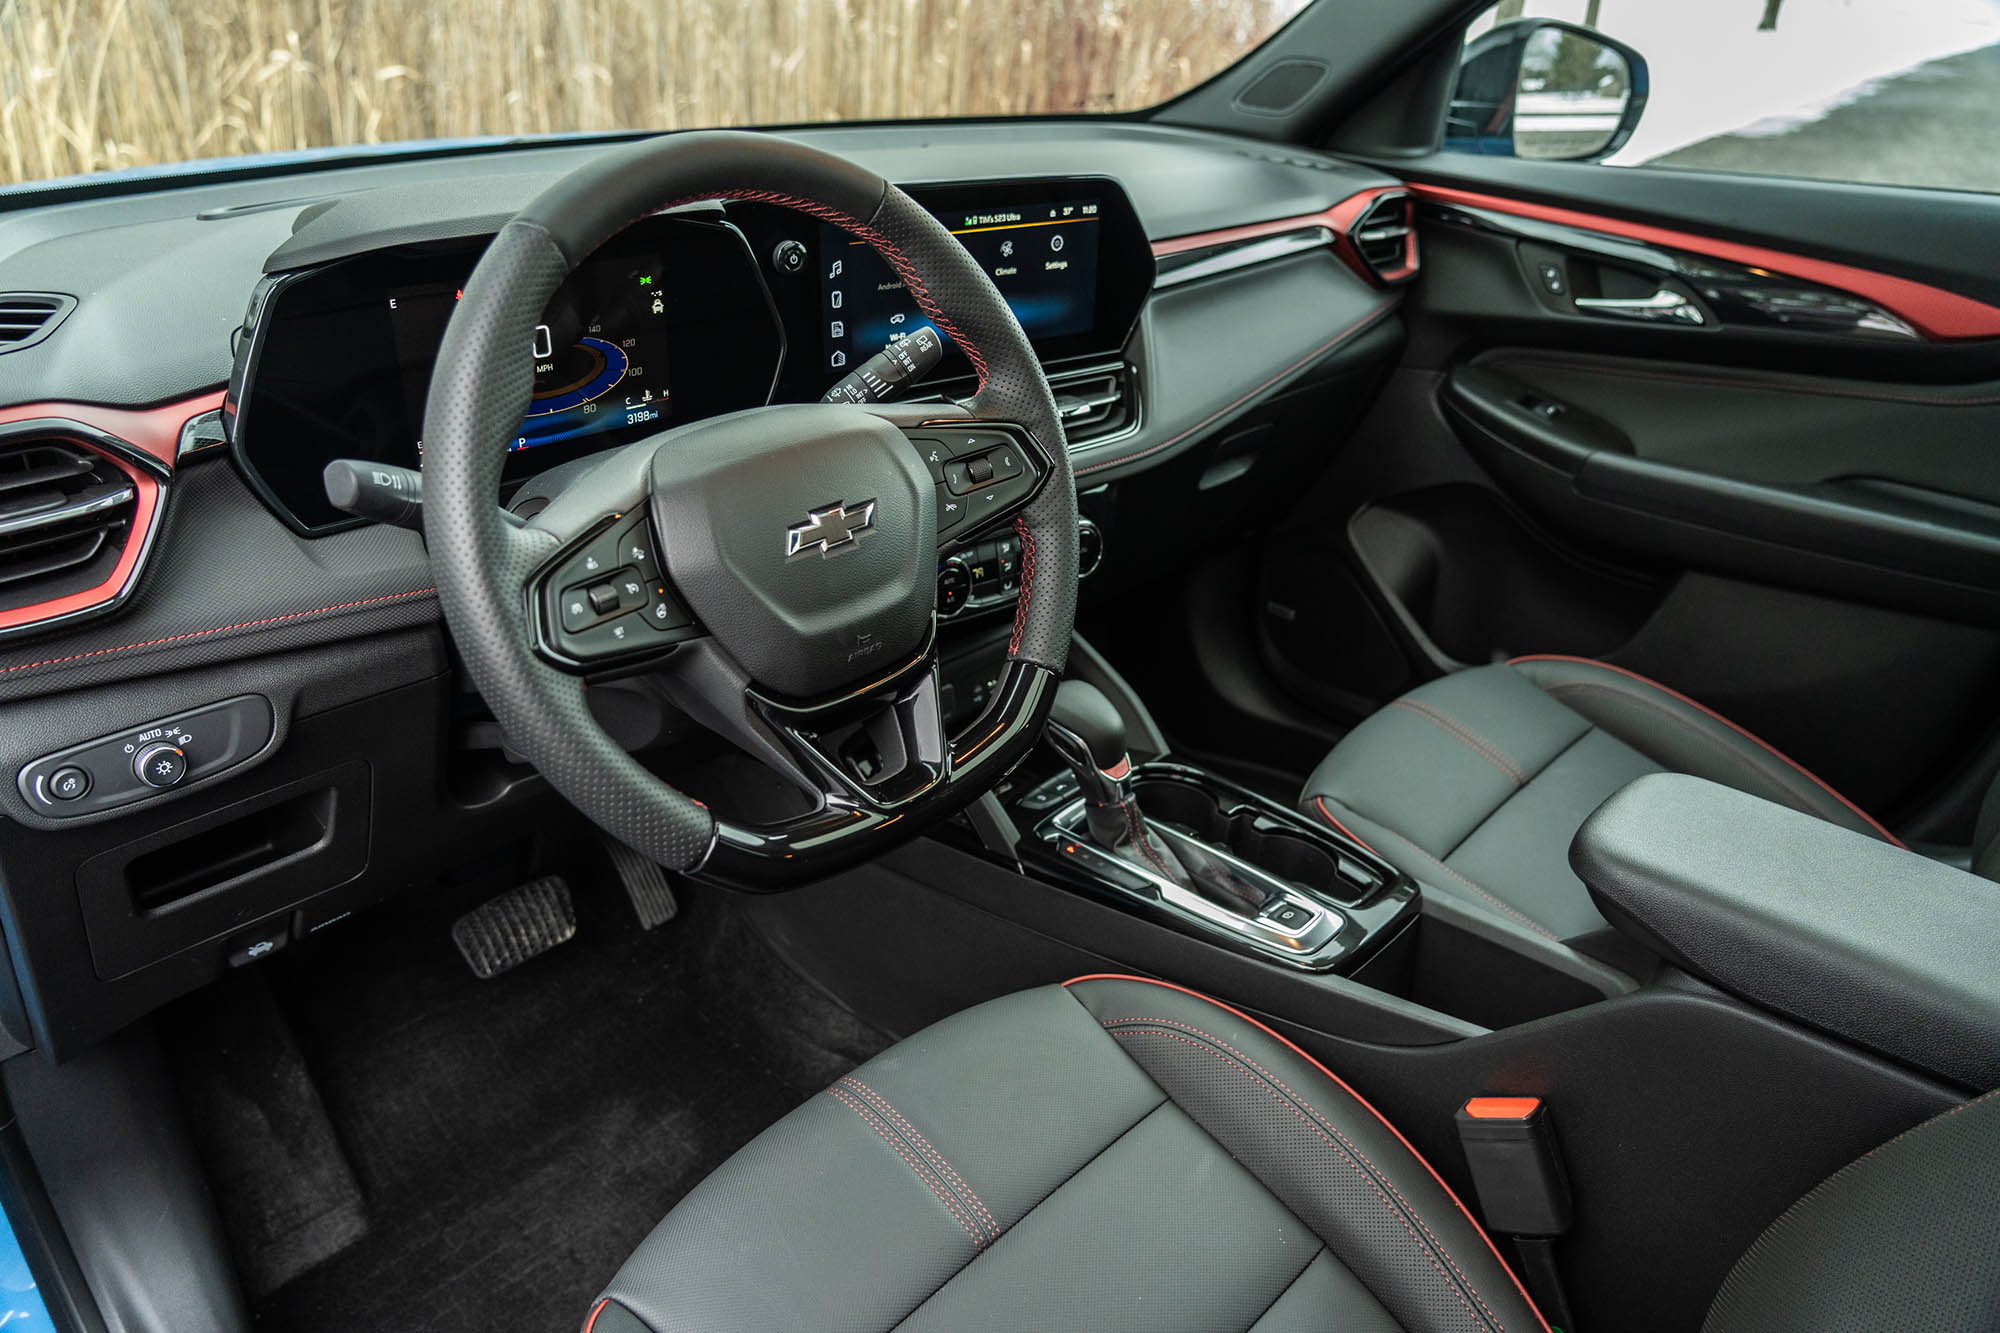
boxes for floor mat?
[169,870,878,1333]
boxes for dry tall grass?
[0,0,1307,185]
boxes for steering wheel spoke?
[526,507,702,672]
[900,419,1053,551]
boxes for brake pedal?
[601,836,679,930]
[450,875,576,978]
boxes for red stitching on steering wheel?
[659,189,991,391]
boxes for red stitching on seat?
[581,1297,609,1333]
[659,189,989,391]
[0,587,438,676]
[1310,800,1555,939]
[1060,973,1552,1332]
[1110,1016,1511,1330]
[825,1084,989,1246]
[1310,797,1381,856]
[1387,698,1527,787]
[1508,654,1904,848]
[1107,1023,1502,1332]
[837,1076,998,1241]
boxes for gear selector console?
[1026,690,1416,972]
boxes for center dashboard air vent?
[0,293,77,354]
[0,435,145,620]
[1345,193,1418,285]
[1050,363,1137,445]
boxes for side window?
[1449,0,2000,194]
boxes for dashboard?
[0,119,1409,1058]
[231,178,1153,534]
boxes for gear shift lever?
[1045,681,1265,912]
[1044,680,1142,848]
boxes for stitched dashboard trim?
[0,586,438,676]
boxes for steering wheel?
[423,132,1079,887]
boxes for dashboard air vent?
[0,293,76,354]
[0,439,139,613]
[1052,365,1136,445]
[1347,193,1418,285]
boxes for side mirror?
[1445,19,1649,162]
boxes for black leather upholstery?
[588,977,1545,1333]
[1704,1090,2000,1331]
[1300,656,1898,949]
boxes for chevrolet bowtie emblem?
[785,499,877,558]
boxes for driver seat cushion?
[587,976,1545,1333]
[1301,656,1900,946]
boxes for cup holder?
[1133,777,1379,904]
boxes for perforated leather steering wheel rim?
[422,131,1079,878]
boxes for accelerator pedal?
[450,875,576,979]
[601,836,680,930]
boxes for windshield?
[0,0,1311,186]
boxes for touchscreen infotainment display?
[818,199,1102,375]
[388,249,673,456]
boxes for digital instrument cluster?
[386,250,674,457]
[232,178,1152,536]
[232,216,782,533]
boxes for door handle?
[1573,288,1706,326]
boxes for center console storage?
[1575,772,2000,1090]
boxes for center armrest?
[1572,773,2000,1091]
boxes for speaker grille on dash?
[1234,59,1329,114]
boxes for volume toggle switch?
[133,742,188,789]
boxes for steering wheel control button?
[644,585,692,632]
[910,439,951,484]
[134,742,189,789]
[936,488,969,539]
[47,767,91,801]
[587,582,622,616]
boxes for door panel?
[1262,150,2000,829]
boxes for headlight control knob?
[134,742,188,789]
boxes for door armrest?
[1572,773,2000,1091]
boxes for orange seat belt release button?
[1455,1096,1572,1237]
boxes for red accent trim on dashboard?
[0,445,160,633]
[0,390,220,635]
[1151,186,1406,263]
[0,390,223,470]
[1408,184,2000,341]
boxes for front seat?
[585,976,2000,1332]
[1300,655,1905,953]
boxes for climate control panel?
[18,695,275,819]
[938,517,1100,619]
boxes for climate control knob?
[133,742,188,789]
[936,557,972,617]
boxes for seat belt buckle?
[1455,1096,1572,1235]
[1457,1096,1576,1329]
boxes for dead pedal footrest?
[450,875,576,979]
[601,836,679,931]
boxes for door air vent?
[0,439,139,614]
[1347,193,1418,285]
[1051,365,1137,445]
[0,293,76,354]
